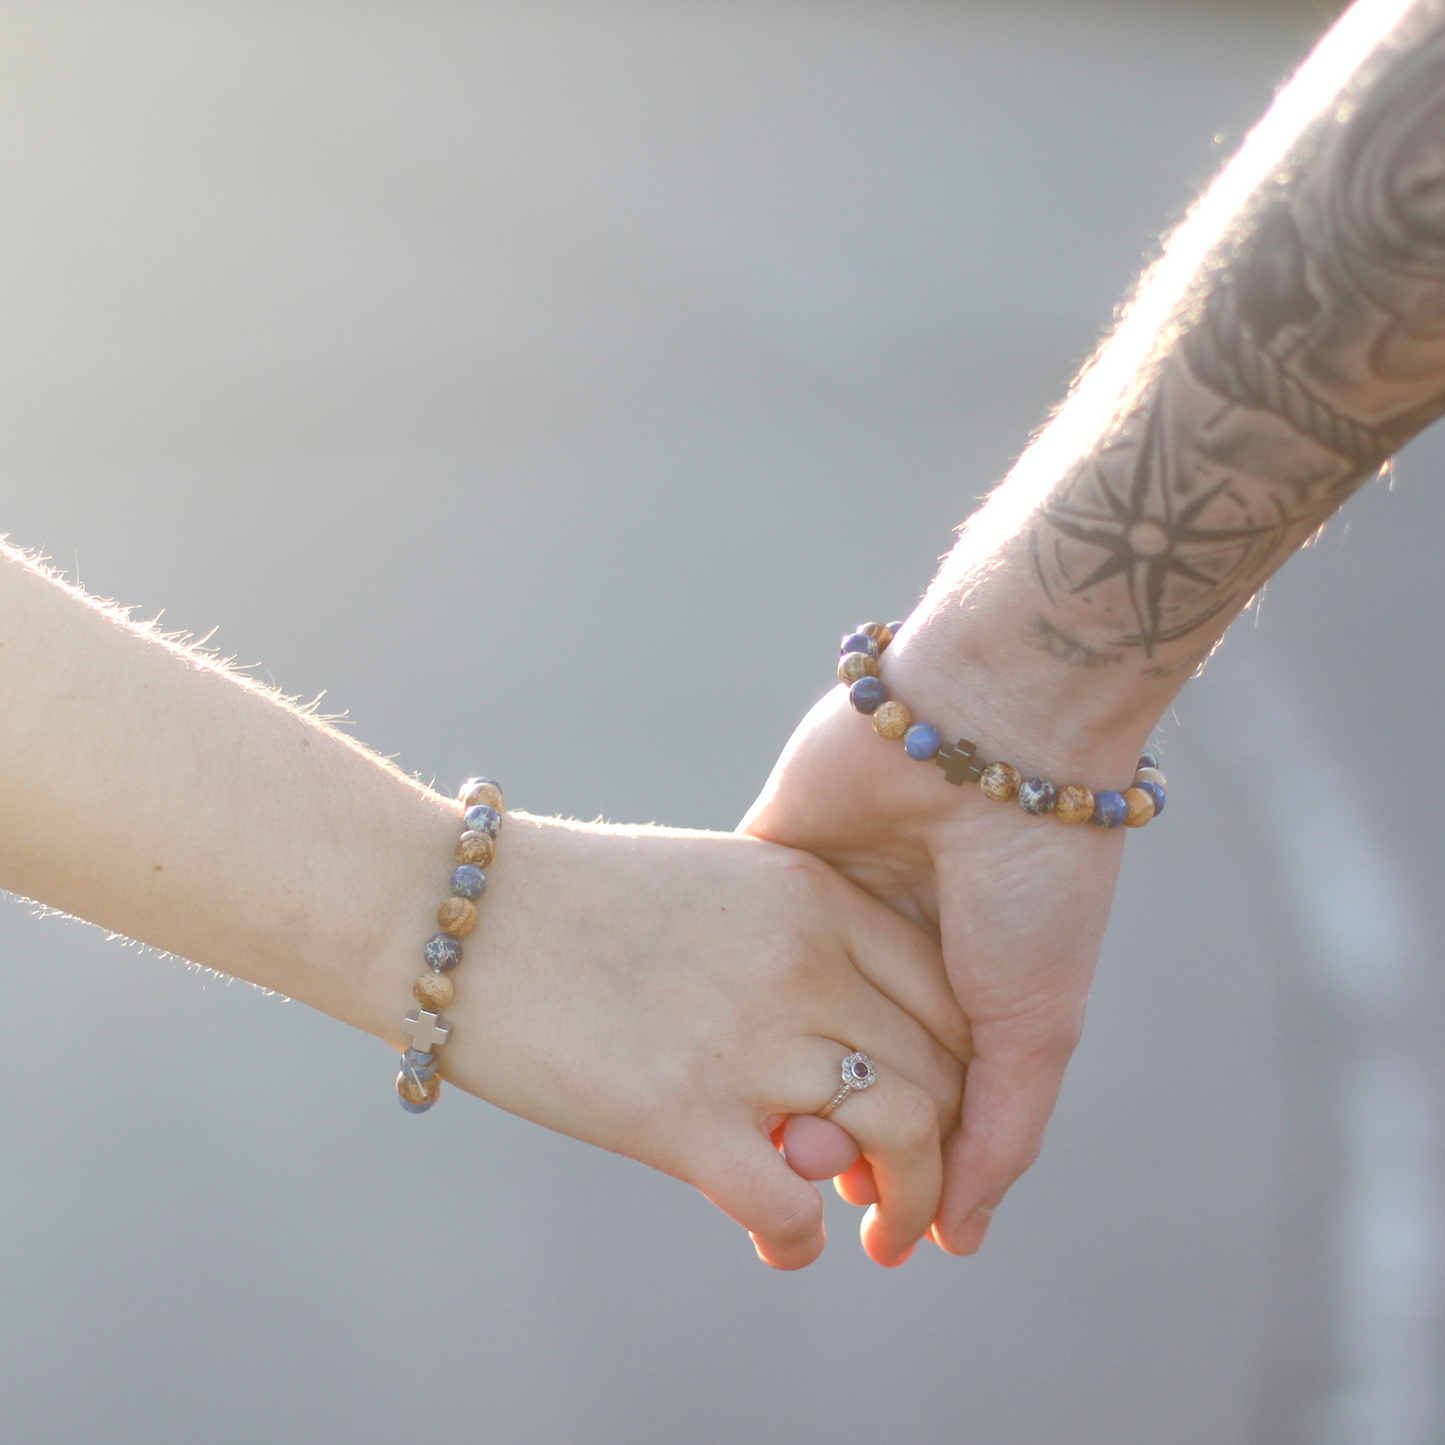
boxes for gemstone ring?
[816,1051,877,1118]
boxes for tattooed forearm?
[1027,1,1445,658]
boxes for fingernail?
[946,1207,993,1256]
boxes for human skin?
[746,0,1445,1252]
[0,543,969,1269]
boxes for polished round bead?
[886,621,904,638]
[1054,783,1096,825]
[449,864,487,899]
[904,723,942,761]
[455,830,495,868]
[460,777,505,811]
[837,651,879,685]
[1135,780,1166,816]
[437,896,478,938]
[1134,766,1167,790]
[401,1048,438,1080]
[397,1070,441,1108]
[848,676,888,714]
[414,971,454,1011]
[424,933,463,972]
[1093,790,1128,828]
[839,632,879,659]
[979,761,1022,802]
[1137,751,1160,772]
[858,622,893,651]
[871,700,912,739]
[1123,786,1156,827]
[464,803,502,838]
[1018,778,1058,815]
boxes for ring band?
[816,1051,877,1118]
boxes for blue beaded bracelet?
[838,622,1165,829]
[396,776,505,1113]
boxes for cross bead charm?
[402,1009,451,1053]
[935,738,986,787]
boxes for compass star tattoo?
[1034,383,1293,655]
[1025,9,1445,665]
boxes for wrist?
[884,551,1182,788]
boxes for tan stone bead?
[978,761,1022,802]
[462,779,505,810]
[871,700,912,739]
[1055,783,1095,825]
[455,830,495,868]
[414,971,454,1012]
[437,896,478,937]
[1123,786,1156,827]
[859,621,894,651]
[1134,766,1167,790]
[396,1070,441,1107]
[837,651,879,685]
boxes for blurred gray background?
[1,2,1441,1442]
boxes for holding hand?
[406,813,969,1269]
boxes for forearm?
[0,543,454,1043]
[895,0,1445,771]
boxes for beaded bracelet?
[838,622,1166,828]
[395,776,505,1114]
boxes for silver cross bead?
[402,1009,451,1053]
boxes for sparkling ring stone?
[816,1051,877,1118]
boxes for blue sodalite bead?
[887,621,904,636]
[464,803,502,838]
[1135,780,1166,816]
[904,723,942,761]
[401,1048,438,1079]
[1018,778,1058,814]
[839,632,879,659]
[1137,751,1159,771]
[1093,790,1128,828]
[399,1096,435,1114]
[424,933,463,972]
[848,676,888,714]
[449,864,487,899]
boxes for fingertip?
[859,1204,919,1268]
[750,1217,826,1270]
[938,1206,993,1257]
[781,1114,861,1182]
[832,1157,878,1206]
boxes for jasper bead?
[1134,766,1167,790]
[1123,786,1155,827]
[1138,752,1159,772]
[397,1070,441,1108]
[437,896,478,938]
[460,777,505,811]
[414,971,454,1011]
[1135,780,1166,816]
[858,622,893,651]
[839,632,879,659]
[872,700,912,739]
[450,864,487,899]
[904,723,942,760]
[401,1047,438,1080]
[979,761,1022,802]
[838,651,879,685]
[1093,790,1128,828]
[848,676,888,714]
[1054,783,1095,824]
[456,830,495,868]
[464,803,502,838]
[1018,778,1058,815]
[424,933,463,971]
